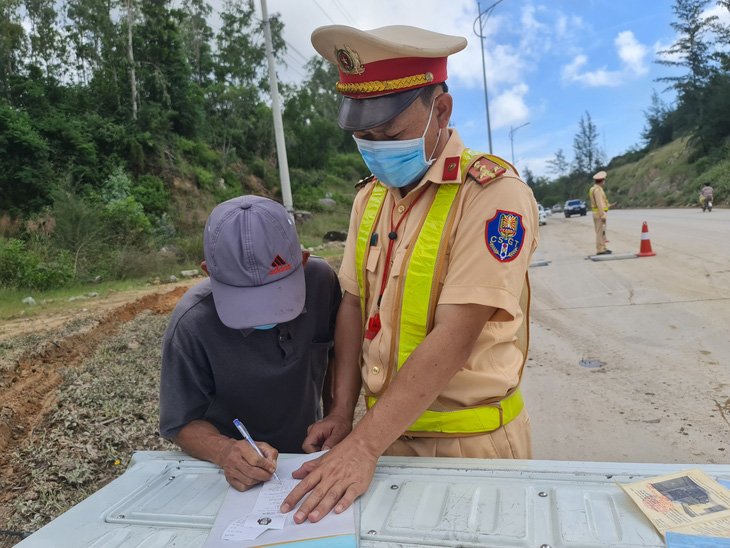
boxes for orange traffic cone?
[637,221,656,257]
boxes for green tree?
[52,184,104,275]
[0,0,25,101]
[65,0,125,113]
[25,0,63,77]
[546,148,570,177]
[572,111,603,175]
[0,102,53,214]
[283,58,354,170]
[656,0,717,148]
[215,0,263,87]
[136,0,200,137]
[642,90,674,148]
[181,0,214,87]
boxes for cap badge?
[335,45,365,75]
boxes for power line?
[284,39,309,63]
[283,54,306,78]
[312,0,336,24]
[329,0,357,26]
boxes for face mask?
[253,323,277,330]
[353,99,442,188]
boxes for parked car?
[552,204,562,213]
[564,199,587,217]
[537,203,547,225]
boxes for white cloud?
[491,83,530,129]
[562,54,622,87]
[615,30,649,75]
[704,4,730,27]
[518,154,556,179]
[562,30,650,87]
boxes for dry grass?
[0,311,175,546]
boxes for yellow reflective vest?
[354,150,528,436]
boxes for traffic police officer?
[281,24,538,524]
[590,171,611,255]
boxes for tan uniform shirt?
[340,130,539,409]
[590,184,608,217]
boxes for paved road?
[522,208,730,464]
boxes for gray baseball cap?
[203,196,305,330]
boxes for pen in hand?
[233,418,282,484]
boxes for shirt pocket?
[364,245,382,302]
[389,246,409,280]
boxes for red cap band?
[337,56,448,98]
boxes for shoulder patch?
[355,174,375,189]
[485,210,525,262]
[468,157,507,186]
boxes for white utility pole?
[260,0,293,215]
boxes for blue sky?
[260,0,729,178]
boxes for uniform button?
[397,205,405,214]
[372,366,380,375]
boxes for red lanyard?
[365,184,430,340]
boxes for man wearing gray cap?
[159,195,350,491]
[281,24,538,524]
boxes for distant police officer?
[281,24,538,524]
[590,171,612,255]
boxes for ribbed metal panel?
[15,452,730,548]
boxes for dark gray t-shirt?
[159,257,341,453]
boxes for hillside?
[604,137,729,208]
[535,136,729,211]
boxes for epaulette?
[354,174,375,189]
[466,156,508,187]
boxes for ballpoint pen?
[233,418,282,484]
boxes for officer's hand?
[280,436,377,524]
[302,414,353,453]
[602,217,607,224]
[219,439,279,491]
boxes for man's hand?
[172,420,278,491]
[280,437,377,523]
[602,217,607,224]
[302,413,353,453]
[219,439,279,491]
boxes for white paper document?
[203,451,358,548]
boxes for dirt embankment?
[0,287,187,463]
[0,284,195,548]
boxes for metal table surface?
[15,451,730,548]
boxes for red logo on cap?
[269,255,291,275]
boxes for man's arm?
[302,291,363,452]
[281,301,496,523]
[173,419,279,491]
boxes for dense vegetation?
[2,0,729,293]
[531,0,730,209]
[0,0,363,293]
